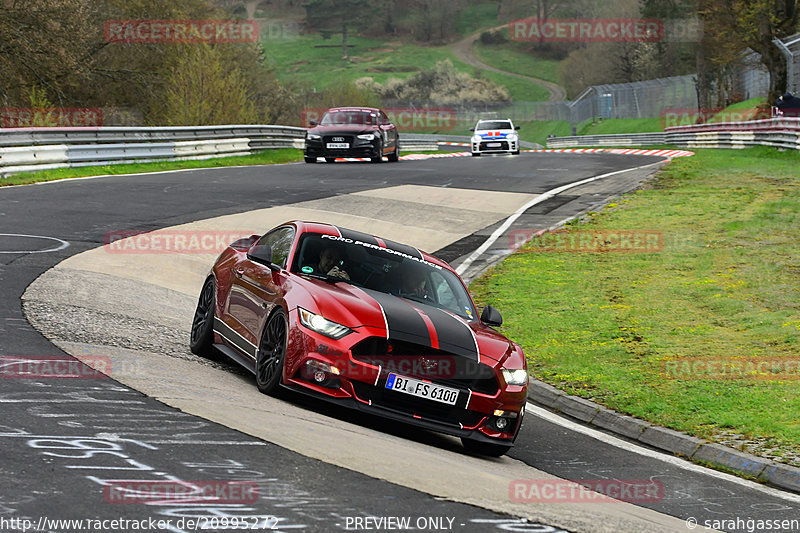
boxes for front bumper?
[284,326,527,443]
[305,137,381,159]
[471,138,519,154]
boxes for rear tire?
[461,438,512,457]
[190,277,215,357]
[256,309,288,396]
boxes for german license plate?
[487,142,501,147]
[326,142,349,149]
[385,373,459,405]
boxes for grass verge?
[0,149,303,187]
[470,147,800,465]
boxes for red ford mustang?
[190,221,528,456]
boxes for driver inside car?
[317,246,350,280]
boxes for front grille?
[323,135,354,144]
[480,140,509,151]
[350,337,500,395]
[351,381,485,428]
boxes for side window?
[380,111,390,126]
[257,227,295,268]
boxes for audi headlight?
[298,308,352,339]
[357,133,375,140]
[307,133,321,140]
[502,368,528,386]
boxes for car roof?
[287,220,451,270]
[326,107,381,113]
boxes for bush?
[357,60,510,104]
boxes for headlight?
[502,368,528,386]
[471,135,481,143]
[507,134,519,142]
[298,308,352,339]
[307,133,321,140]
[357,133,375,140]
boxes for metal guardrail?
[0,125,307,176]
[0,128,540,177]
[547,117,800,151]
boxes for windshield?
[476,121,512,130]
[320,110,378,126]
[291,233,477,321]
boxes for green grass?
[263,34,458,88]
[473,42,561,84]
[579,117,665,135]
[456,2,501,36]
[0,149,304,187]
[263,33,550,101]
[470,147,800,462]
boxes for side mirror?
[480,305,503,327]
[309,120,318,127]
[469,127,475,132]
[247,244,278,270]
[515,125,520,130]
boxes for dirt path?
[452,26,567,102]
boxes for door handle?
[234,268,244,278]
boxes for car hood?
[296,278,511,363]
[475,129,516,139]
[308,124,378,135]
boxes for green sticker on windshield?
[302,266,314,273]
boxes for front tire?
[256,309,288,396]
[304,155,317,163]
[461,438,512,457]
[387,142,399,162]
[471,152,481,157]
[325,157,336,163]
[190,277,215,357]
[371,141,384,163]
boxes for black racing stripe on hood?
[418,306,479,361]
[361,288,431,346]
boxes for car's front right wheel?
[256,309,288,396]
[190,277,215,357]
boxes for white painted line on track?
[0,234,70,254]
[527,402,800,504]
[455,160,665,275]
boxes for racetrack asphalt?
[2,152,797,532]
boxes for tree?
[303,0,373,58]
[702,0,799,102]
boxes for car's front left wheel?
[256,309,288,396]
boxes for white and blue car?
[470,119,520,156]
